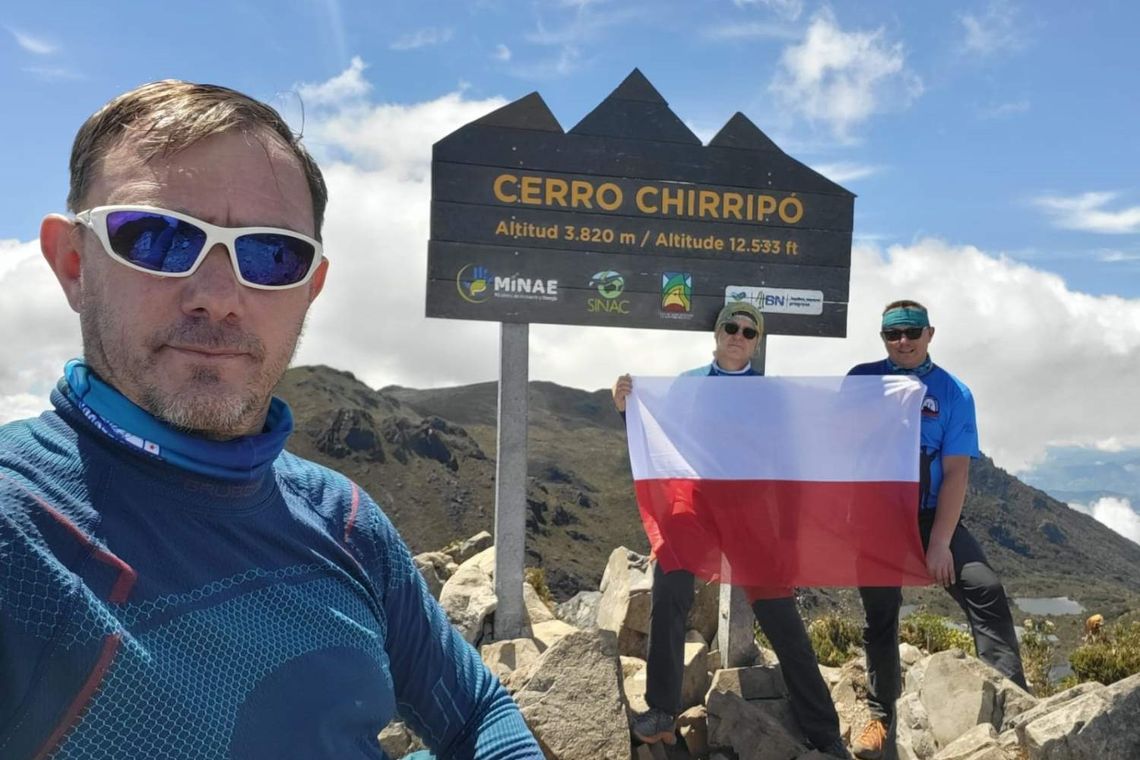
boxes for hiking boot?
[630,707,677,745]
[851,718,889,759]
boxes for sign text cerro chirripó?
[426,70,854,336]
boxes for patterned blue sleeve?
[941,382,979,458]
[350,488,542,760]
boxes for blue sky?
[2,1,1139,525]
[3,1,1139,294]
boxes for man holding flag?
[613,302,850,758]
[848,300,1027,760]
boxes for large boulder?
[413,551,456,599]
[831,671,871,750]
[530,619,577,652]
[480,638,541,685]
[896,692,938,760]
[677,705,709,757]
[914,650,1036,746]
[706,689,807,760]
[449,530,493,564]
[511,629,631,760]
[688,579,720,644]
[556,590,601,629]
[523,581,556,626]
[595,547,652,658]
[681,630,711,711]
[931,723,1001,760]
[706,665,803,759]
[1002,681,1104,734]
[707,665,789,701]
[438,547,497,644]
[1019,671,1140,759]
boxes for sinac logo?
[589,271,625,299]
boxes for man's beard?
[80,299,303,440]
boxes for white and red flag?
[626,375,931,587]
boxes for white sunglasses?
[74,205,323,290]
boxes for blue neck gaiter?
[886,355,934,377]
[58,359,293,481]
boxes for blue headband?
[881,307,930,329]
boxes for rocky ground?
[379,534,1140,760]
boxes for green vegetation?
[1068,620,1140,686]
[807,615,863,667]
[525,567,556,609]
[1020,618,1059,697]
[899,612,976,656]
[755,613,863,667]
[753,622,771,651]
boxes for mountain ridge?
[276,365,1140,621]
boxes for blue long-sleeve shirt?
[0,374,541,759]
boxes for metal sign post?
[493,323,529,640]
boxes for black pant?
[859,514,1027,721]
[645,564,841,748]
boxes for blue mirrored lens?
[234,234,315,286]
[105,211,206,272]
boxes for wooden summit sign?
[426,69,854,337]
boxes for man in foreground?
[848,300,1027,760]
[0,80,541,759]
[613,302,850,758]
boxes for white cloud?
[770,9,923,140]
[0,239,82,418]
[1034,191,1140,234]
[390,27,454,51]
[961,0,1026,57]
[8,27,55,55]
[1068,497,1140,545]
[0,393,48,425]
[296,56,371,107]
[493,44,512,62]
[1097,250,1140,263]
[4,62,1139,482]
[807,161,882,184]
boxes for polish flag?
[626,375,931,587]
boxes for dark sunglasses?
[881,327,926,342]
[74,205,323,290]
[722,322,759,340]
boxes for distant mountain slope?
[1020,446,1140,506]
[277,366,1140,617]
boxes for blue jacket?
[0,378,541,759]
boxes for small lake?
[1013,597,1085,616]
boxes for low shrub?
[807,614,862,667]
[1020,618,1058,697]
[1068,621,1140,686]
[899,612,976,656]
[525,567,556,609]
